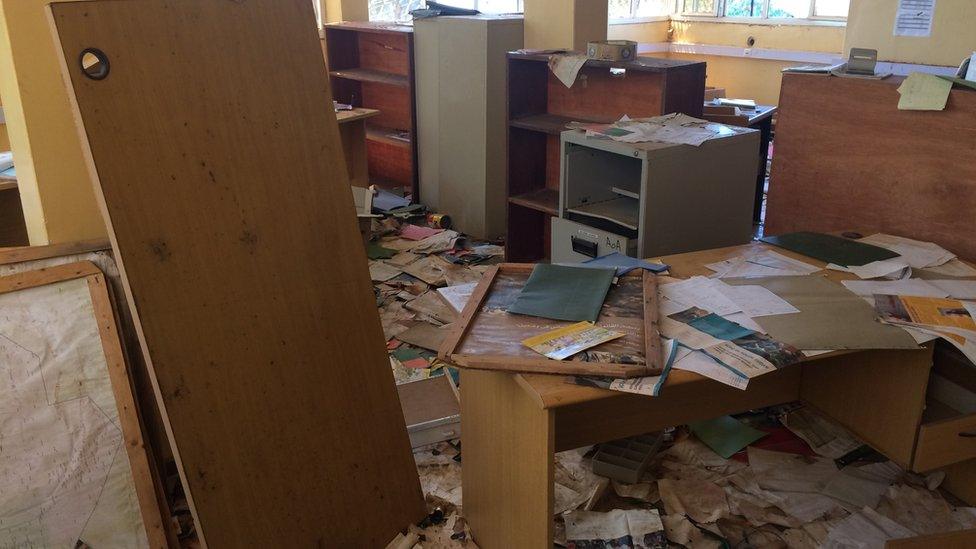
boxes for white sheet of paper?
[928,280,976,300]
[893,0,936,37]
[660,276,741,315]
[924,258,976,277]
[672,346,749,390]
[841,279,948,298]
[436,282,477,313]
[827,259,911,280]
[859,233,954,269]
[716,283,801,317]
[707,251,820,279]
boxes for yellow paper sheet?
[522,321,625,360]
[897,73,952,111]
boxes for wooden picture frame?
[0,261,169,547]
[438,263,662,378]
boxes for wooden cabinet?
[414,15,523,240]
[505,53,706,261]
[325,22,419,200]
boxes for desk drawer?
[913,353,976,471]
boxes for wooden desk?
[336,107,380,189]
[702,103,776,223]
[460,242,976,548]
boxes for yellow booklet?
[522,321,626,361]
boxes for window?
[369,0,522,22]
[609,0,673,20]
[680,0,848,19]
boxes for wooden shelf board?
[0,181,17,192]
[330,68,408,88]
[366,126,411,148]
[510,113,587,135]
[508,188,558,216]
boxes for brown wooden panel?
[914,412,976,472]
[357,31,409,76]
[0,188,29,247]
[800,347,933,469]
[51,1,424,546]
[362,81,412,130]
[507,57,548,119]
[548,69,665,121]
[545,133,561,190]
[662,65,706,118]
[367,137,412,188]
[943,459,976,505]
[324,28,358,71]
[766,73,976,260]
[886,529,976,548]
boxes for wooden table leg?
[461,370,554,548]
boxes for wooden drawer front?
[914,413,976,472]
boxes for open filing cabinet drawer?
[799,343,976,473]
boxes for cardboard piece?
[725,276,918,350]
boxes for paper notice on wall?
[893,0,936,37]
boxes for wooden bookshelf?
[325,22,419,200]
[505,52,707,262]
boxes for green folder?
[761,232,899,267]
[507,264,616,322]
[690,416,767,459]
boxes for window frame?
[608,0,678,24]
[676,0,848,23]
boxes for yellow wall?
[321,0,367,23]
[612,19,846,104]
[0,0,106,244]
[608,20,669,43]
[525,0,608,51]
[845,0,976,66]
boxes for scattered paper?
[369,261,402,282]
[706,250,820,279]
[822,506,916,548]
[859,233,955,269]
[658,478,729,523]
[400,224,444,241]
[672,346,749,390]
[523,321,626,360]
[827,259,910,280]
[841,279,948,299]
[578,113,736,147]
[716,283,801,317]
[564,509,667,548]
[661,276,742,316]
[928,279,976,300]
[780,406,862,459]
[436,282,477,313]
[549,53,588,88]
[924,258,976,277]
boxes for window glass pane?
[609,0,633,19]
[477,0,522,13]
[768,0,810,18]
[633,0,671,16]
[814,0,849,17]
[724,0,762,16]
[681,0,716,14]
[369,0,424,21]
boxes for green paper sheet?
[507,264,616,322]
[366,242,397,260]
[690,416,767,459]
[761,232,899,267]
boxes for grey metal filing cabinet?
[552,128,760,263]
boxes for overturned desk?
[460,242,975,548]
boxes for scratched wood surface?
[50,0,424,546]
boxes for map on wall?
[0,278,150,548]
